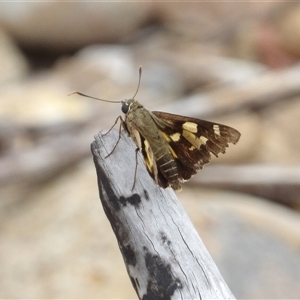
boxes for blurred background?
[0,2,300,299]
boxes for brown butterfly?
[70,67,241,191]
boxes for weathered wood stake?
[91,130,235,300]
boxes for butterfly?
[70,67,241,191]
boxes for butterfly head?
[121,99,139,114]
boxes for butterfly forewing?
[151,111,241,184]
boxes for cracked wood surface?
[91,130,235,300]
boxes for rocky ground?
[0,2,300,299]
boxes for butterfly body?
[122,99,181,190]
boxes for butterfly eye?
[121,102,129,114]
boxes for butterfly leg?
[104,115,123,136]
[105,115,125,158]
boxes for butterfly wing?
[151,111,241,182]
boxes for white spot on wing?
[213,125,220,136]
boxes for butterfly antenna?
[131,66,142,99]
[68,91,122,103]
[69,66,142,102]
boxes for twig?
[91,130,235,300]
[192,165,300,208]
[159,62,300,118]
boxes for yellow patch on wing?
[144,140,153,171]
[182,122,198,133]
[159,131,178,159]
[168,144,178,159]
[160,131,171,142]
[182,130,206,149]
[200,136,208,144]
[143,139,159,183]
[170,132,181,142]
